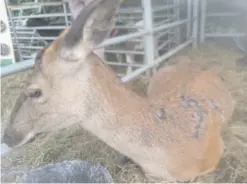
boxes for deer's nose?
[2,127,24,148]
[2,131,13,147]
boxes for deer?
[1,0,235,182]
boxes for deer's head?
[1,0,121,156]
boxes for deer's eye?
[28,89,42,98]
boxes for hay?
[1,41,247,183]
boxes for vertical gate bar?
[63,3,69,26]
[174,0,181,45]
[141,0,155,74]
[200,0,207,43]
[192,0,199,48]
[187,0,192,40]
[167,0,172,51]
[5,0,23,61]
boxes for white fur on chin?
[0,143,12,157]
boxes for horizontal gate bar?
[205,33,246,37]
[1,19,188,78]
[121,40,192,83]
[1,59,34,78]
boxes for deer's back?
[148,63,235,126]
[145,63,235,179]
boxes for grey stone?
[2,160,113,183]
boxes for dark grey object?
[15,160,113,183]
[1,43,10,56]
[1,20,6,33]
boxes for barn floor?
[1,41,247,183]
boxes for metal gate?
[1,0,199,82]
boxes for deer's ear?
[82,0,121,47]
[60,0,121,61]
[68,0,87,20]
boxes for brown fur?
[147,63,235,179]
[2,0,235,182]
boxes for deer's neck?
[83,53,158,145]
[89,53,150,118]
